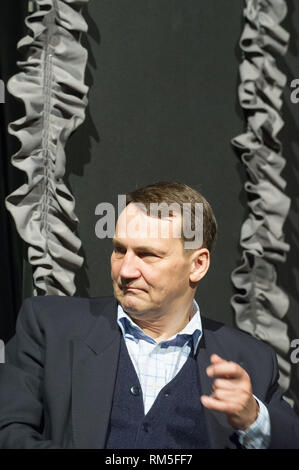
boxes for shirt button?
[130,385,140,396]
[164,390,170,397]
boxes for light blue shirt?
[117,301,270,448]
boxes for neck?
[128,299,196,342]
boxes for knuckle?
[214,378,221,388]
[229,362,238,373]
[243,387,252,400]
[213,389,222,400]
[240,385,250,395]
[240,391,249,404]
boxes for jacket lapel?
[71,298,121,449]
[197,325,239,449]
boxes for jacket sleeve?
[266,347,299,449]
[0,298,62,449]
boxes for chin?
[118,295,148,315]
[121,297,143,313]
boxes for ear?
[189,248,210,283]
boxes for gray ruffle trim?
[231,0,291,391]
[6,0,89,296]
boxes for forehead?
[115,203,182,246]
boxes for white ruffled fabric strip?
[6,0,89,296]
[231,0,292,392]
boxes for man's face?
[111,203,194,318]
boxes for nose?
[119,251,141,280]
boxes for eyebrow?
[112,238,167,256]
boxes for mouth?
[120,286,146,293]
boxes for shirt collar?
[117,300,202,354]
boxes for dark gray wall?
[67,0,245,325]
[65,0,299,407]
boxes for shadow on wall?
[232,3,249,257]
[64,5,100,298]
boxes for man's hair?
[126,181,217,251]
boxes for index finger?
[206,361,242,379]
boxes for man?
[0,181,299,449]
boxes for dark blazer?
[0,295,298,449]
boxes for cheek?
[111,259,120,280]
[168,260,190,286]
[148,262,186,290]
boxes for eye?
[138,252,157,258]
[113,246,126,255]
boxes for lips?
[121,286,146,293]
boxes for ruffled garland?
[6,0,89,296]
[231,0,291,391]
